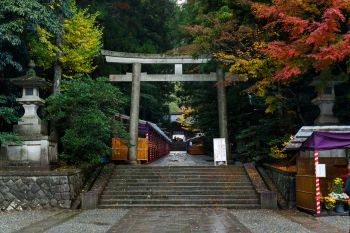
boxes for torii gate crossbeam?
[102,50,229,164]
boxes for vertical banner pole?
[314,150,321,216]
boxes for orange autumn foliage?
[252,0,350,80]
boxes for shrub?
[46,77,128,165]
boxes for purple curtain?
[138,124,147,136]
[301,132,350,151]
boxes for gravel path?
[317,215,350,232]
[44,209,128,233]
[0,210,61,233]
[231,210,312,233]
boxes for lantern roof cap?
[11,61,47,88]
[310,77,343,86]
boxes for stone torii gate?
[102,50,229,164]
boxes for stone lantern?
[310,79,342,125]
[1,61,57,166]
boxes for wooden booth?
[111,114,172,163]
[286,126,350,215]
[186,136,205,155]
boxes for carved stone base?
[312,96,339,125]
[1,138,57,166]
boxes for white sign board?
[213,138,227,166]
[316,164,326,177]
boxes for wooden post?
[314,150,321,216]
[128,63,141,164]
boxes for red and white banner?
[314,150,321,216]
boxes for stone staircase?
[98,165,260,208]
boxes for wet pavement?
[1,208,349,233]
[108,208,250,233]
[148,151,213,166]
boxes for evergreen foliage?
[46,77,128,165]
[0,0,63,71]
[0,95,20,144]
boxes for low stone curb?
[262,164,296,208]
[81,164,115,209]
[257,166,289,209]
[71,166,103,209]
[244,163,278,209]
[0,169,80,177]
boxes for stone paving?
[1,208,349,233]
[107,208,250,233]
[45,209,128,233]
[148,151,213,166]
[1,153,350,233]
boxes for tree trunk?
[53,32,62,93]
[51,15,64,141]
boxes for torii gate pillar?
[216,67,231,161]
[129,63,141,164]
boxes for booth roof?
[115,113,172,143]
[301,131,350,151]
[285,126,350,150]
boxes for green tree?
[46,77,128,165]
[0,94,20,144]
[29,2,102,82]
[0,0,63,71]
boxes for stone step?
[99,198,259,205]
[111,172,247,175]
[100,194,259,200]
[107,178,251,183]
[109,174,248,178]
[104,186,255,191]
[113,169,245,174]
[111,173,247,179]
[113,168,246,171]
[113,170,246,174]
[112,175,247,179]
[113,168,245,172]
[114,165,244,169]
[98,203,261,209]
[102,189,256,195]
[113,169,245,172]
[114,169,245,174]
[114,167,245,170]
[106,182,253,187]
[98,165,260,209]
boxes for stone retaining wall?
[0,169,82,210]
[263,165,296,208]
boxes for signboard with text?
[213,138,227,166]
[316,164,326,177]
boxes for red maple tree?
[252,0,350,80]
